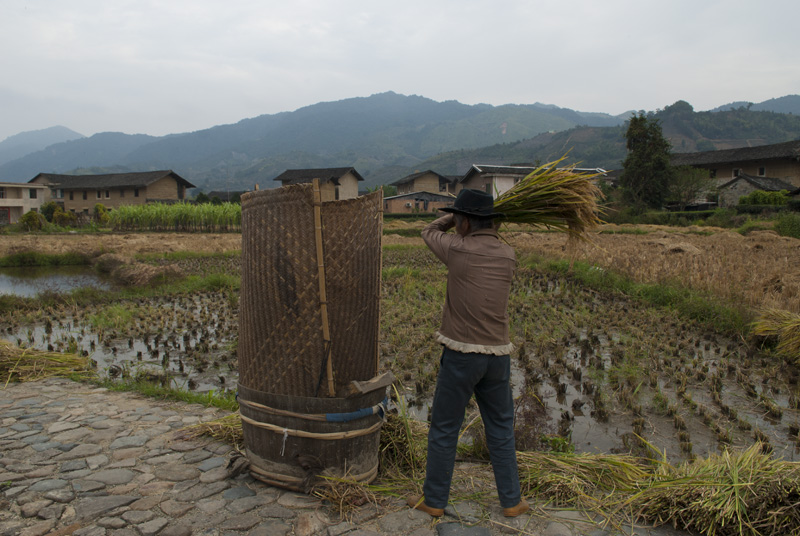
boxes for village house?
[457,164,608,198]
[391,170,457,195]
[383,191,455,214]
[672,140,800,187]
[0,182,48,224]
[273,167,363,201]
[28,170,195,215]
[716,173,799,208]
[457,165,537,197]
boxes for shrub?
[703,208,736,228]
[735,204,786,215]
[94,203,110,225]
[738,190,789,206]
[774,213,800,239]
[737,219,771,235]
[19,211,46,231]
[53,208,78,227]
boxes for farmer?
[408,189,529,518]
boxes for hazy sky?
[2,0,798,142]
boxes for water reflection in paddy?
[0,266,113,297]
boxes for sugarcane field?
[3,212,800,535]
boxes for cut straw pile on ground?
[494,156,604,241]
[184,409,800,535]
[1,339,94,386]
[752,308,800,365]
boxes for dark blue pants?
[422,347,521,509]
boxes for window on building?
[105,190,110,199]
[120,189,125,198]
[758,166,766,176]
[0,187,5,199]
[83,191,88,200]
[485,183,492,195]
[335,186,340,201]
[69,192,74,201]
[134,188,139,198]
[97,191,102,199]
[29,189,38,199]
[733,169,741,177]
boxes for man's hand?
[439,213,456,231]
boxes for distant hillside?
[2,93,800,192]
[709,94,800,115]
[369,101,800,187]
[0,126,84,167]
[0,132,158,180]
[0,92,624,185]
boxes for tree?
[620,113,674,210]
[667,166,715,210]
[40,201,59,222]
[195,192,210,204]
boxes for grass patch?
[383,228,421,238]
[736,220,772,235]
[521,254,750,335]
[88,304,139,331]
[0,251,90,267]
[94,376,239,412]
[135,250,240,263]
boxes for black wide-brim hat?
[441,189,505,219]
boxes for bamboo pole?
[376,188,384,374]
[312,179,336,397]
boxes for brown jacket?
[422,215,515,355]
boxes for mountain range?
[1,92,799,192]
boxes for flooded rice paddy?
[3,247,799,464]
[0,265,113,297]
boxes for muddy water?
[5,292,238,394]
[0,266,113,297]
[5,251,800,464]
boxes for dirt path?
[0,232,242,258]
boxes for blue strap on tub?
[324,398,387,423]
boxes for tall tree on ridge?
[620,113,673,210]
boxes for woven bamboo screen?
[238,183,382,398]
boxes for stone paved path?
[1,379,695,536]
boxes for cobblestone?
[1,379,695,535]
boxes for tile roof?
[391,170,453,186]
[459,164,539,183]
[671,140,800,167]
[29,170,195,189]
[384,191,455,201]
[273,167,364,185]
[718,173,799,192]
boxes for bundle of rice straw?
[516,450,647,511]
[494,155,605,241]
[179,413,244,450]
[626,443,800,536]
[1,340,94,386]
[752,308,800,365]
